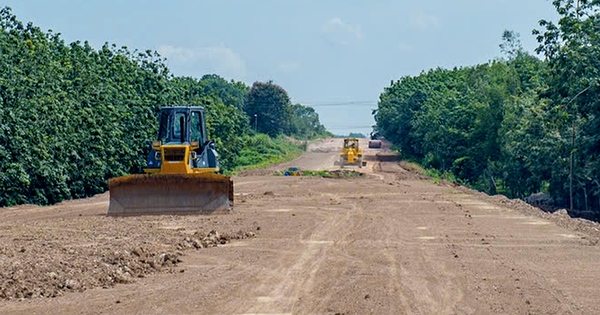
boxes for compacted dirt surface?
[2,138,600,315]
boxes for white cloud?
[322,17,364,45]
[157,45,247,79]
[278,61,301,72]
[410,11,440,31]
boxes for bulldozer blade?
[107,174,233,216]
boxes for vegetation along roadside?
[376,1,600,213]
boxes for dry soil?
[1,138,600,315]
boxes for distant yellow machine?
[340,138,366,168]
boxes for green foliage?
[422,168,461,184]
[348,132,367,138]
[233,134,303,172]
[288,104,331,140]
[533,0,600,210]
[334,133,367,138]
[0,7,170,205]
[500,30,524,59]
[245,81,292,137]
[0,7,328,206]
[378,4,600,212]
[197,74,248,111]
[377,39,550,199]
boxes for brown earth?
[1,138,600,314]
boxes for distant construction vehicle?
[108,106,233,216]
[369,131,382,149]
[340,138,366,168]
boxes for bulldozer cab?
[157,107,207,145]
[344,138,359,150]
[145,106,219,174]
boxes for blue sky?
[4,1,558,135]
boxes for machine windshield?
[345,139,358,149]
[157,111,170,143]
[157,111,188,144]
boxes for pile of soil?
[460,187,600,244]
[0,214,257,301]
[273,169,363,179]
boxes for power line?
[326,125,375,130]
[311,104,376,108]
[299,100,374,105]
[298,101,378,108]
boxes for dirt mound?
[462,187,600,244]
[373,161,430,181]
[375,153,400,162]
[0,243,181,300]
[273,169,363,179]
[552,209,570,218]
[178,230,256,250]
[0,214,257,301]
[236,168,274,177]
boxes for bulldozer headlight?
[152,140,162,149]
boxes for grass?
[400,159,464,185]
[226,134,304,175]
[422,168,461,184]
[401,161,426,173]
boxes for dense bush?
[235,134,303,171]
[0,7,170,205]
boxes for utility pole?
[570,120,574,211]
[567,85,592,211]
[569,0,580,211]
[254,114,258,133]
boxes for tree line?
[0,7,329,207]
[376,0,600,212]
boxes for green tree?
[289,103,329,139]
[500,30,524,59]
[245,81,292,137]
[376,34,548,197]
[533,0,600,210]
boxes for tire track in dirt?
[379,206,464,315]
[233,207,352,315]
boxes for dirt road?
[2,139,600,314]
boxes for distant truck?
[368,132,382,149]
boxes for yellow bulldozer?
[107,106,233,216]
[340,138,366,168]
